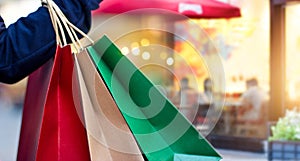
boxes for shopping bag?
[87,35,222,161]
[17,46,91,161]
[73,50,145,161]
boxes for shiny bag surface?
[87,36,222,161]
[17,46,90,161]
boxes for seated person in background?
[238,78,269,123]
[173,77,198,122]
[202,77,213,104]
[173,77,198,107]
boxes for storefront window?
[286,4,300,109]
[174,0,270,141]
[91,0,270,151]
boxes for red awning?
[94,0,241,19]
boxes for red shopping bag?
[17,46,90,161]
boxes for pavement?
[0,105,269,161]
[219,149,267,161]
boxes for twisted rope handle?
[43,0,94,53]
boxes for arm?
[0,0,102,84]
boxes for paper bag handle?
[42,0,94,53]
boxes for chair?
[235,101,269,139]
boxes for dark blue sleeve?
[0,17,5,35]
[0,0,102,84]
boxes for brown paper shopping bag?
[73,50,145,161]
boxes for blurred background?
[1,0,300,161]
[0,1,39,161]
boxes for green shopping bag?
[87,35,221,161]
